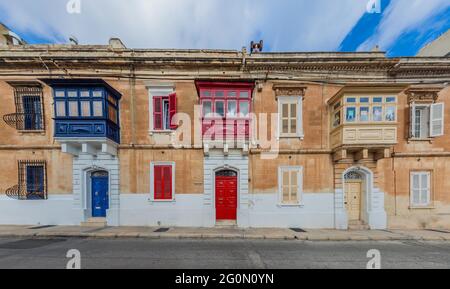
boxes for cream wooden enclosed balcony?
[327,85,406,161]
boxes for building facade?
[0,41,449,229]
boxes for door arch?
[91,170,109,218]
[215,169,238,221]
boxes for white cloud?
[0,0,367,51]
[357,0,450,52]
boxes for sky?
[0,0,449,56]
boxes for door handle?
[344,202,348,205]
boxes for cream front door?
[345,181,361,221]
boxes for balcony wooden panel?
[331,123,397,149]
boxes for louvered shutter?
[162,166,172,200]
[410,103,416,138]
[411,173,421,206]
[153,97,163,130]
[154,166,163,200]
[430,103,444,137]
[169,93,177,129]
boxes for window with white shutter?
[278,96,303,138]
[410,171,431,207]
[278,166,303,205]
[410,102,444,139]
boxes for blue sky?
[0,0,449,56]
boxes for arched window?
[215,170,237,177]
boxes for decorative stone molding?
[405,86,443,104]
[272,83,307,98]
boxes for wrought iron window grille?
[5,160,47,200]
[3,84,45,131]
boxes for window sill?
[149,130,175,135]
[277,203,304,208]
[18,130,45,134]
[149,198,176,204]
[409,205,435,210]
[278,135,304,140]
[407,138,433,143]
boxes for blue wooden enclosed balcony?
[43,79,121,156]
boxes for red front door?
[215,175,237,220]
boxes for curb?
[1,232,448,241]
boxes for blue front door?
[91,176,108,217]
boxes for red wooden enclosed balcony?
[196,81,253,146]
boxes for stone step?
[215,220,237,228]
[348,220,369,230]
[81,218,107,228]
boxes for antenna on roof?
[69,35,79,45]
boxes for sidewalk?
[0,225,450,241]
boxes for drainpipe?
[392,148,398,216]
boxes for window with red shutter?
[153,164,173,201]
[153,94,177,131]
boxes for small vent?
[290,228,306,233]
[154,228,170,233]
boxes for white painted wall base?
[118,192,334,228]
[0,195,82,225]
[119,194,206,227]
[247,193,335,228]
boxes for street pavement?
[0,237,449,269]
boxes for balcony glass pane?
[239,101,249,116]
[385,106,396,121]
[333,111,341,127]
[240,91,249,98]
[360,107,369,122]
[108,106,117,123]
[227,91,237,97]
[92,90,103,98]
[346,107,356,122]
[80,101,91,117]
[386,97,396,103]
[373,97,383,103]
[93,101,103,116]
[80,90,90,97]
[215,101,224,117]
[373,106,382,121]
[68,101,78,116]
[227,100,237,117]
[55,90,65,97]
[55,101,66,117]
[202,101,212,116]
[67,90,77,97]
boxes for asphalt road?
[0,237,449,269]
